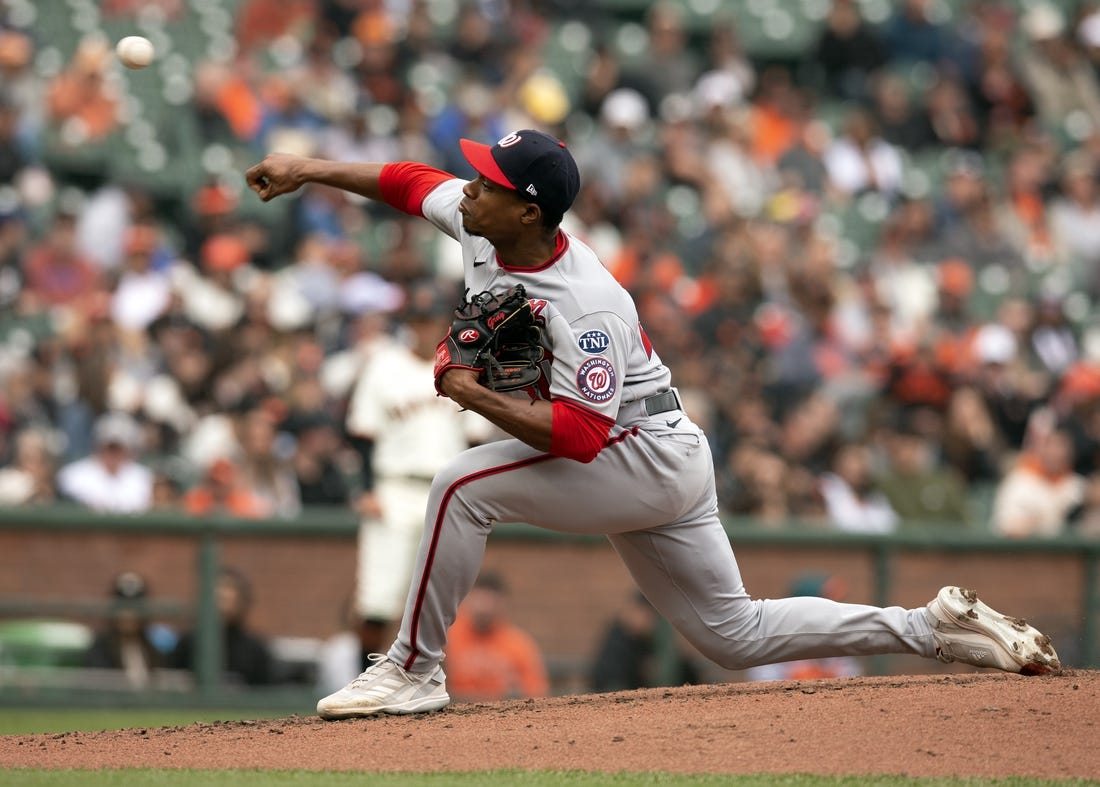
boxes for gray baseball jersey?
[424,179,670,413]
[386,178,937,675]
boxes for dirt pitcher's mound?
[1,672,1096,778]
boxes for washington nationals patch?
[576,357,616,403]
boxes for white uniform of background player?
[245,130,1059,719]
[345,284,490,657]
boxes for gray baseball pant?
[387,422,935,673]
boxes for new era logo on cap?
[460,129,580,218]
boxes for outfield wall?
[0,508,1095,695]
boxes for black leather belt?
[643,389,681,416]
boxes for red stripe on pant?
[402,452,557,671]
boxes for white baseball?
[115,36,155,69]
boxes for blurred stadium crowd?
[3,0,1100,537]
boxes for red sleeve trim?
[378,162,454,217]
[550,398,615,463]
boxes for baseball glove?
[433,284,544,394]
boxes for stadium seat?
[0,620,94,670]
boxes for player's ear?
[519,201,542,227]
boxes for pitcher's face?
[459,176,532,243]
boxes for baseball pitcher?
[246,129,1060,719]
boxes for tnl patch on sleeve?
[576,356,617,403]
[577,329,611,354]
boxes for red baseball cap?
[459,129,580,218]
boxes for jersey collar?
[495,230,569,273]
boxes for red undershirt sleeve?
[550,398,615,463]
[378,162,454,217]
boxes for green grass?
[0,709,289,735]
[2,773,1098,786]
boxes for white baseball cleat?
[316,654,450,719]
[926,586,1061,675]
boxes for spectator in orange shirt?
[181,457,270,519]
[45,36,119,143]
[748,67,802,165]
[444,572,549,703]
[235,0,316,55]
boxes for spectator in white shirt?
[1049,152,1100,274]
[824,108,904,198]
[820,442,899,534]
[57,411,153,513]
[991,426,1084,538]
[110,224,173,332]
[0,427,58,505]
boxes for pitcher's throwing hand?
[245,153,308,202]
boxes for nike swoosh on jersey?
[473,259,488,267]
[666,418,682,428]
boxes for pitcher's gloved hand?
[433,284,544,395]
